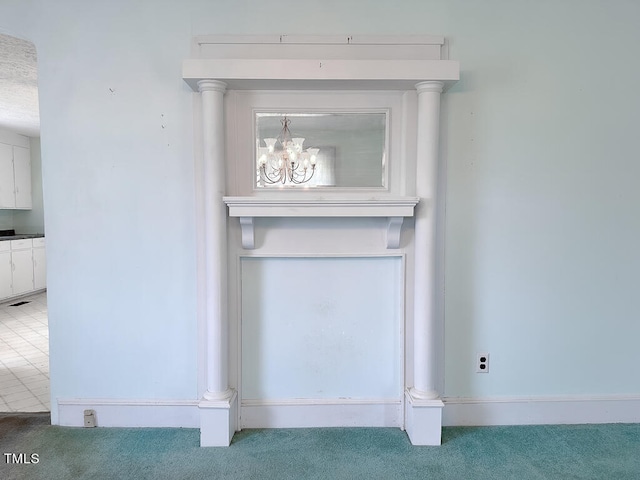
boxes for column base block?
[404,389,444,445]
[199,390,238,447]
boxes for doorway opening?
[0,32,48,413]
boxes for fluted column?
[198,79,231,400]
[411,81,444,400]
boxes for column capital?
[415,81,444,94]
[198,79,227,94]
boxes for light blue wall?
[0,211,13,229]
[1,0,639,420]
[440,2,640,397]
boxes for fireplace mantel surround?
[183,35,459,446]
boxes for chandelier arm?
[289,166,316,184]
[287,162,298,182]
[288,165,302,183]
[259,164,285,184]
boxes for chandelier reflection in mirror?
[257,116,320,185]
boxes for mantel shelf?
[223,196,419,249]
[223,196,419,217]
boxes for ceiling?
[0,33,39,138]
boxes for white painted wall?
[1,0,639,423]
[0,211,12,229]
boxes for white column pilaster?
[406,80,445,446]
[198,79,237,447]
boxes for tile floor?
[0,292,49,412]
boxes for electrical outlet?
[476,353,490,373]
[83,409,96,427]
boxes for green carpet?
[1,415,639,479]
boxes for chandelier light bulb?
[265,138,277,153]
[293,138,305,152]
[308,148,319,166]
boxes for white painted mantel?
[222,197,419,249]
[183,35,459,446]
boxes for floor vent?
[10,301,30,307]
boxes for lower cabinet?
[0,248,12,299]
[11,247,34,296]
[0,237,46,302]
[33,242,46,291]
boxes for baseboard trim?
[240,398,403,429]
[57,398,200,428]
[0,288,46,306]
[443,395,640,426]
[56,395,639,430]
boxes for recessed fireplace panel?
[241,256,403,401]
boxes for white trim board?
[56,398,200,428]
[194,34,446,46]
[56,395,640,431]
[443,395,640,426]
[57,398,403,430]
[240,399,403,429]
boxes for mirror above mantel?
[255,111,387,189]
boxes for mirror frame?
[253,109,390,190]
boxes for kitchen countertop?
[0,233,44,241]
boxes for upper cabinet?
[13,146,32,209]
[0,143,14,208]
[0,133,32,210]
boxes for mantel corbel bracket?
[386,217,404,249]
[239,217,255,249]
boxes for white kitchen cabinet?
[0,143,15,208]
[0,242,12,299]
[33,238,46,290]
[11,239,34,296]
[0,237,46,302]
[13,146,32,209]
[0,142,32,210]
